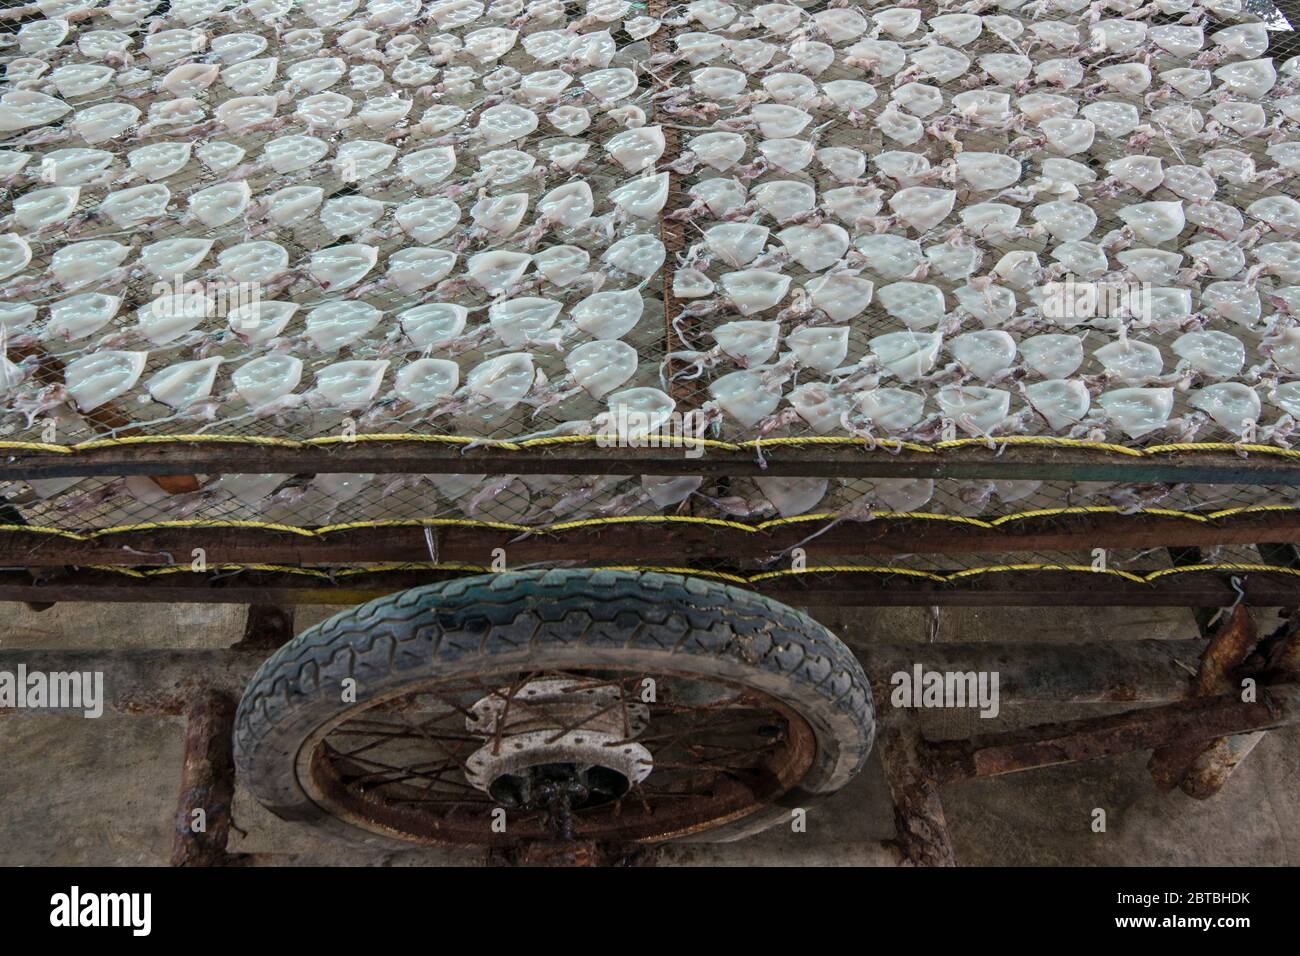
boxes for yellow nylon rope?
[0,501,1296,542]
[0,432,1295,458]
[72,562,1300,587]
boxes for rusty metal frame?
[5,489,1300,607]
[9,627,1299,866]
[877,686,1300,867]
[3,565,1300,606]
[6,437,1300,609]
[7,509,1300,563]
[874,613,1300,866]
[5,442,1300,484]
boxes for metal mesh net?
[660,0,1300,449]
[6,468,1300,533]
[2,0,1299,546]
[0,0,673,448]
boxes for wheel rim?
[298,666,818,846]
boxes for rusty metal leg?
[930,684,1300,785]
[1149,601,1258,792]
[234,604,294,651]
[171,690,241,867]
[1154,540,1269,798]
[1178,596,1300,798]
[1,494,57,613]
[1179,734,1264,798]
[1156,545,1260,797]
[878,709,957,867]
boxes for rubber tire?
[234,568,875,848]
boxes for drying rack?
[0,0,1299,867]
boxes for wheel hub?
[463,678,653,835]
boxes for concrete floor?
[1,600,1297,866]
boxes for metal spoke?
[317,667,804,843]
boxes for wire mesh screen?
[7,468,1300,533]
[661,0,1300,450]
[4,460,1292,587]
[1,0,1299,543]
[0,0,674,451]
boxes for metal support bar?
[4,567,1300,607]
[6,443,1300,484]
[8,510,1300,567]
[927,684,1300,786]
[1149,602,1259,791]
[1178,608,1300,798]
[1154,542,1275,799]
[1180,734,1265,797]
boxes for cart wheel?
[234,569,874,848]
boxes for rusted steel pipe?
[1177,544,1300,797]
[1149,602,1259,791]
[1165,543,1266,796]
[1179,734,1263,798]
[8,443,1300,484]
[927,683,1300,786]
[1269,619,1300,676]
[1179,612,1300,797]
[6,568,1300,607]
[171,690,239,867]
